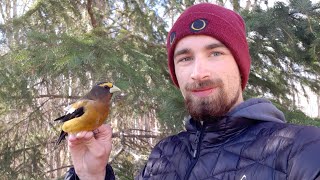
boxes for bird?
[54,82,121,145]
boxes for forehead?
[173,35,229,55]
[175,35,223,51]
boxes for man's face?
[173,35,243,121]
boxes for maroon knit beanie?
[167,3,251,90]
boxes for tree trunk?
[245,0,251,10]
[215,0,225,6]
[317,94,320,118]
[232,0,240,12]
[318,76,320,118]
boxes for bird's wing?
[54,100,88,145]
[54,100,88,123]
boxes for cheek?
[225,67,241,90]
[175,69,188,98]
[215,59,241,90]
[175,67,188,87]
[177,78,187,99]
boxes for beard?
[184,79,240,122]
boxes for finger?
[83,131,94,140]
[68,131,87,142]
[94,124,113,141]
[68,125,112,157]
[68,131,94,147]
[68,135,85,147]
[76,131,87,139]
[82,125,112,157]
[68,133,77,141]
[76,131,94,140]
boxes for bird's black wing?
[54,107,84,145]
[54,107,84,122]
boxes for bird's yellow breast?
[61,101,109,133]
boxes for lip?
[191,87,215,97]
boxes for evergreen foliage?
[0,0,319,179]
[243,1,320,107]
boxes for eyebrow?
[174,48,191,59]
[205,43,226,50]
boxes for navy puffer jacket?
[65,98,320,180]
[136,98,320,180]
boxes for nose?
[190,57,210,81]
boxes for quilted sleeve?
[135,141,164,180]
[287,126,320,180]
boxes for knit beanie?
[167,3,251,90]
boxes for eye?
[211,51,222,57]
[177,56,193,63]
[103,85,110,89]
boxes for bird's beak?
[110,85,121,93]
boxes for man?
[64,3,320,180]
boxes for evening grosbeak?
[54,82,121,145]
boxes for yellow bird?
[54,82,121,145]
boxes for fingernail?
[68,134,76,140]
[76,132,82,137]
[77,131,88,138]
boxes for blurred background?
[0,0,319,179]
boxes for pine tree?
[0,0,319,179]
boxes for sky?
[226,0,319,10]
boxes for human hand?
[67,124,112,180]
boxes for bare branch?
[35,94,81,99]
[87,0,97,28]
[45,165,73,174]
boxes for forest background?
[0,0,320,179]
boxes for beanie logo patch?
[190,19,207,32]
[169,32,176,45]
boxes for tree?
[0,0,169,178]
[0,0,319,179]
[242,1,320,109]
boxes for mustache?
[185,79,223,91]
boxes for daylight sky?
[229,0,319,10]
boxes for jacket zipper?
[184,121,204,180]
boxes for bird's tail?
[54,115,66,122]
[56,130,68,146]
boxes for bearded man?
[64,3,320,180]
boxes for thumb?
[74,124,113,157]
[94,124,113,142]
[86,124,112,157]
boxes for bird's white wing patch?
[65,105,76,114]
[64,105,76,114]
[64,100,88,114]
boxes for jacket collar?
[185,98,286,144]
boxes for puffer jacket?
[136,98,320,180]
[65,98,320,180]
